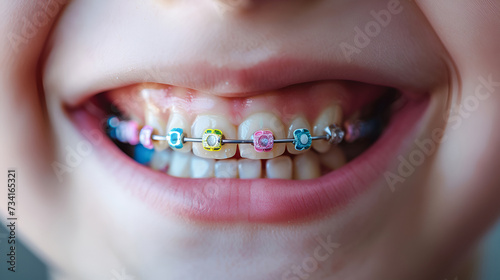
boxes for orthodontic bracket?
[107,116,379,152]
[146,125,344,152]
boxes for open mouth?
[103,81,396,178]
[68,79,429,223]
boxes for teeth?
[145,108,169,151]
[238,112,286,159]
[319,146,346,171]
[265,156,292,179]
[166,112,192,153]
[138,97,348,179]
[215,160,238,178]
[150,149,171,171]
[191,115,237,159]
[238,159,262,179]
[293,152,321,180]
[287,116,312,155]
[190,157,215,178]
[312,105,342,153]
[167,151,191,178]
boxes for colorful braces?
[202,129,223,151]
[252,130,274,152]
[147,125,342,152]
[108,117,356,153]
[138,125,154,149]
[168,128,184,149]
[293,129,312,151]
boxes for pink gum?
[107,81,388,125]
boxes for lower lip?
[71,97,428,223]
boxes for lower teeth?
[134,147,342,180]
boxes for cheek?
[436,83,500,189]
[420,82,500,254]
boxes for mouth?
[68,78,429,223]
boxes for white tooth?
[237,159,262,179]
[319,146,346,170]
[286,116,312,155]
[166,112,192,153]
[167,151,191,178]
[293,152,321,180]
[312,105,342,153]
[238,112,286,159]
[150,149,171,171]
[215,160,238,178]
[145,108,169,151]
[190,156,215,178]
[266,156,292,179]
[191,115,237,159]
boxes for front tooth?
[166,112,192,153]
[238,112,286,159]
[150,149,172,171]
[293,152,321,180]
[287,116,312,155]
[146,109,169,151]
[319,146,347,170]
[238,159,262,179]
[167,151,191,178]
[312,105,342,153]
[190,156,215,178]
[215,160,238,178]
[191,115,237,159]
[266,156,292,179]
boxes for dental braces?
[107,116,346,153]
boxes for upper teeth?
[117,119,344,154]
[107,103,349,160]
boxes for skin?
[1,0,500,279]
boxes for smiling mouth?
[103,81,398,179]
[68,77,429,223]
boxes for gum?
[106,81,388,126]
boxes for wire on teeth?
[158,127,342,152]
[107,116,346,152]
[106,116,385,152]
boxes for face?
[1,0,500,279]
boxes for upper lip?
[46,48,445,108]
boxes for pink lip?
[62,56,431,108]
[71,96,429,223]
